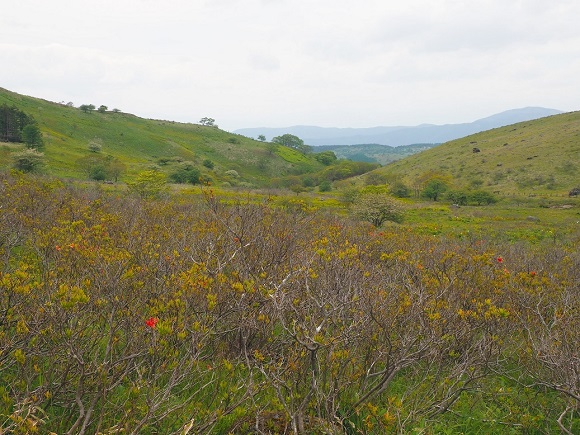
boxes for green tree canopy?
[272,134,311,154]
[77,154,125,182]
[127,170,168,198]
[352,193,404,227]
[0,104,36,142]
[199,117,215,126]
[169,162,201,185]
[21,124,44,150]
[314,151,338,166]
[79,104,96,113]
[421,179,449,201]
[468,190,498,205]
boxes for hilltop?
[0,88,334,187]
[373,111,580,197]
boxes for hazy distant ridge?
[234,107,562,146]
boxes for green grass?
[0,87,327,185]
[375,112,580,197]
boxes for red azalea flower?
[55,245,61,251]
[530,271,537,277]
[145,317,159,328]
[497,256,503,263]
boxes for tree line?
[0,104,43,148]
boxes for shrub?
[127,169,168,198]
[421,179,449,201]
[364,172,387,186]
[319,180,332,192]
[11,149,45,172]
[88,141,102,153]
[446,189,469,205]
[352,193,404,226]
[314,151,337,165]
[169,163,201,184]
[468,190,498,205]
[390,181,411,198]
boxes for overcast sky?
[2,0,579,131]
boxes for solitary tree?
[127,170,168,198]
[97,105,108,113]
[272,134,311,154]
[199,117,215,126]
[22,124,44,150]
[352,193,404,226]
[257,134,266,142]
[421,179,449,201]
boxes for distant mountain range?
[234,107,563,147]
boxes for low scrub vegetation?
[1,172,578,434]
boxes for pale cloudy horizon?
[2,0,579,131]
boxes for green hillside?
[315,143,437,164]
[375,112,580,197]
[0,87,328,186]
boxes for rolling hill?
[373,111,580,197]
[0,87,328,186]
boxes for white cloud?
[1,0,579,130]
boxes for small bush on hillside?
[169,162,201,185]
[446,189,469,206]
[390,181,411,198]
[468,190,498,205]
[12,149,45,173]
[319,180,332,192]
[88,141,102,153]
[364,172,387,186]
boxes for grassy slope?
[0,87,325,184]
[375,112,580,196]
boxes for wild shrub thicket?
[0,172,578,434]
